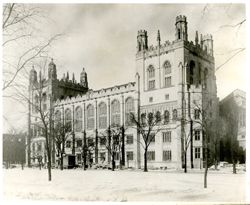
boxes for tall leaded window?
[172,109,178,120]
[187,60,195,86]
[163,61,172,87]
[125,97,135,126]
[148,65,155,90]
[194,130,200,141]
[148,65,155,78]
[194,109,200,119]
[204,68,208,89]
[198,63,202,85]
[111,99,120,126]
[164,110,170,124]
[87,104,95,130]
[75,106,82,132]
[162,131,171,143]
[98,102,107,129]
[42,93,47,111]
[195,147,201,159]
[55,110,61,125]
[65,108,72,131]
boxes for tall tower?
[29,66,37,86]
[80,67,88,89]
[202,34,213,56]
[48,58,57,80]
[175,15,188,41]
[137,30,148,52]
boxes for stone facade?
[27,15,218,169]
[219,89,246,150]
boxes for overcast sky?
[3,3,246,132]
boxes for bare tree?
[53,121,71,170]
[3,3,62,92]
[82,134,96,170]
[130,112,162,172]
[13,58,55,181]
[192,95,218,188]
[99,125,124,171]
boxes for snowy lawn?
[3,168,247,202]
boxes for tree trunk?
[121,126,125,167]
[190,120,194,169]
[233,159,237,174]
[184,151,187,173]
[144,149,148,172]
[204,164,208,188]
[45,134,52,181]
[60,152,63,170]
[204,145,208,188]
[112,153,115,171]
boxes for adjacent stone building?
[219,89,246,150]
[27,15,218,169]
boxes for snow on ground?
[3,167,247,202]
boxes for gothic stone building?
[27,15,218,169]
[219,89,246,150]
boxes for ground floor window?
[77,154,81,163]
[114,152,119,161]
[126,151,133,160]
[76,140,82,147]
[195,147,201,159]
[100,137,106,146]
[100,152,106,161]
[163,150,171,161]
[147,151,155,161]
[66,140,71,148]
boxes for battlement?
[184,40,214,61]
[137,30,147,36]
[203,34,213,41]
[55,81,136,106]
[57,79,88,90]
[176,15,187,23]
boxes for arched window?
[125,97,135,126]
[172,109,178,120]
[55,110,61,125]
[111,99,120,126]
[155,111,161,124]
[163,61,171,75]
[87,104,95,130]
[204,68,208,89]
[148,65,155,90]
[98,102,107,129]
[198,63,202,85]
[187,61,195,86]
[75,106,82,132]
[164,110,170,124]
[141,113,146,125]
[163,61,172,87]
[42,93,47,111]
[148,65,155,78]
[65,108,72,131]
[178,28,181,39]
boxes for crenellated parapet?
[136,35,214,61]
[55,82,136,106]
[57,79,88,91]
[136,15,214,60]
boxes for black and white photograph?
[2,2,248,203]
